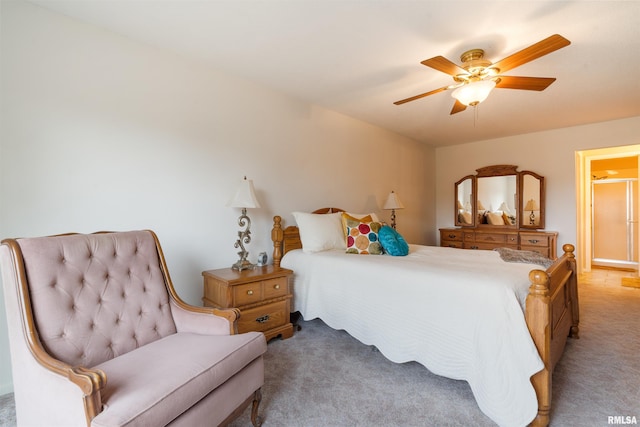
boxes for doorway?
[576,145,640,273]
[591,176,637,269]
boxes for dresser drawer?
[234,282,263,306]
[521,245,551,257]
[441,229,463,241]
[238,300,288,334]
[520,234,550,247]
[474,233,508,244]
[263,277,288,300]
[474,242,518,251]
[442,241,464,248]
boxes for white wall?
[436,116,640,254]
[0,1,435,394]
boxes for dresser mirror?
[519,171,545,229]
[455,175,475,226]
[454,165,545,229]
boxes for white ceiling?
[28,0,640,147]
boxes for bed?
[270,209,579,427]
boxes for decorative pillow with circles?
[346,221,383,254]
[341,212,379,236]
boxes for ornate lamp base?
[231,208,256,271]
[232,259,255,271]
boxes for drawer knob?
[274,284,280,290]
[528,239,539,244]
[256,315,270,323]
[448,234,456,238]
[247,290,254,295]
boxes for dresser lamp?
[524,199,540,225]
[227,176,261,271]
[383,191,405,229]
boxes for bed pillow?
[345,212,380,222]
[292,211,346,253]
[378,225,409,256]
[487,212,505,225]
[346,221,383,254]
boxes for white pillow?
[292,212,346,253]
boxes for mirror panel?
[455,175,475,226]
[520,171,545,229]
[477,175,517,227]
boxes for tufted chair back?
[17,230,177,368]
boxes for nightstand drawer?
[234,282,263,306]
[263,277,288,299]
[238,300,288,334]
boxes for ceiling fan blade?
[421,56,467,77]
[495,76,557,91]
[450,100,467,115]
[491,34,570,74]
[394,85,450,105]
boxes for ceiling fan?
[394,34,571,115]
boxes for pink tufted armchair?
[0,230,267,426]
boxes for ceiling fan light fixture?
[451,79,497,106]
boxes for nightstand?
[202,266,294,341]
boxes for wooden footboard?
[270,213,579,427]
[526,244,579,427]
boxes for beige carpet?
[1,269,638,426]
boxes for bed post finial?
[272,216,284,269]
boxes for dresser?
[202,266,294,341]
[440,227,558,259]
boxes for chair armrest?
[170,299,240,335]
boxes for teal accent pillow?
[379,225,409,256]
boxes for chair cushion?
[91,331,266,427]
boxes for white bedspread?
[281,244,546,427]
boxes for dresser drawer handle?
[448,234,456,238]
[528,239,539,244]
[256,315,270,324]
[247,290,254,295]
[274,284,280,290]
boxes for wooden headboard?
[271,208,344,268]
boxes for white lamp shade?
[498,202,510,213]
[477,200,486,210]
[383,191,405,210]
[451,80,496,106]
[227,177,261,209]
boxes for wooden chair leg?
[251,388,263,427]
